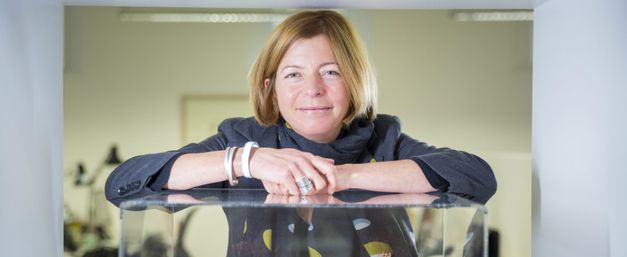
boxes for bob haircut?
[249,10,377,127]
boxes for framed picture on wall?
[181,94,252,145]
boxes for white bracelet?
[223,147,232,183]
[224,146,239,186]
[241,141,259,178]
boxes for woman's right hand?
[246,148,337,195]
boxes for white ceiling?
[62,0,537,9]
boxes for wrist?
[232,148,243,178]
[241,142,259,178]
[336,164,355,191]
[232,145,259,178]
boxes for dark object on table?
[82,247,117,257]
[489,229,500,257]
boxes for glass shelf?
[119,189,487,257]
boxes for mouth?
[296,106,333,111]
[296,106,334,116]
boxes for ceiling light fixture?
[119,12,290,23]
[453,11,533,22]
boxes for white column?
[533,0,627,256]
[0,0,63,257]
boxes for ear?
[264,78,270,89]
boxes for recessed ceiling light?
[453,11,533,22]
[119,12,290,23]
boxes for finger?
[262,181,273,194]
[247,148,301,195]
[263,181,277,194]
[278,184,289,195]
[266,181,283,195]
[271,182,283,195]
[295,157,326,195]
[310,157,337,194]
[279,163,302,195]
[304,152,333,164]
[280,151,318,195]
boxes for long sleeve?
[104,131,229,205]
[104,117,276,206]
[396,133,497,204]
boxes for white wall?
[0,0,63,256]
[363,10,532,153]
[63,7,273,250]
[359,11,533,257]
[532,0,627,256]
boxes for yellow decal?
[363,241,392,256]
[308,246,322,257]
[262,229,272,251]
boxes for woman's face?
[269,34,349,143]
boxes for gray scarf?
[277,118,374,165]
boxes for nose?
[304,75,325,97]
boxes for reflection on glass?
[119,190,486,257]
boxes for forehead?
[279,34,336,64]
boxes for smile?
[297,107,332,111]
[296,107,333,115]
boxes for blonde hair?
[249,10,377,127]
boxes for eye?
[284,72,300,79]
[321,70,341,77]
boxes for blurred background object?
[64,145,123,257]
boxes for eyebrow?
[279,62,338,73]
[280,65,303,73]
[319,62,338,68]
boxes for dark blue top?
[105,114,496,205]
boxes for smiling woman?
[271,35,351,143]
[105,10,496,205]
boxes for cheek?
[275,86,297,110]
[333,87,350,109]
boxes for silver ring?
[296,176,312,187]
[299,183,314,195]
